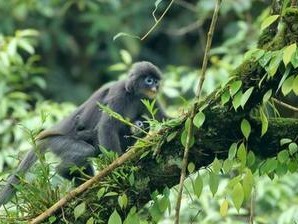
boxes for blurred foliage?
[0,0,268,103]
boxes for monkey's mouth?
[144,87,158,98]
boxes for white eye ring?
[145,77,154,85]
[135,120,143,128]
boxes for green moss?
[283,8,298,44]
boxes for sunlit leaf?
[193,174,203,198]
[281,75,294,96]
[241,87,254,108]
[193,111,205,128]
[232,91,242,111]
[220,199,229,217]
[108,210,122,224]
[283,43,297,66]
[242,169,254,201]
[261,15,280,30]
[237,143,246,166]
[293,76,298,95]
[229,81,242,96]
[266,50,283,77]
[221,90,230,105]
[231,183,244,212]
[209,171,219,196]
[262,89,272,104]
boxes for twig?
[272,97,298,112]
[195,0,221,98]
[30,145,147,224]
[174,0,221,223]
[141,0,175,40]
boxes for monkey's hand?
[36,129,64,140]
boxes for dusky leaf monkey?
[0,61,166,205]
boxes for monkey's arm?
[154,101,168,121]
[97,114,122,154]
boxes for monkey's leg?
[46,136,97,185]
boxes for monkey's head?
[125,61,162,99]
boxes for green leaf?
[229,81,242,96]
[281,75,294,96]
[241,87,254,108]
[242,169,254,200]
[86,217,95,224]
[228,143,237,160]
[97,188,106,200]
[259,107,268,137]
[193,174,203,198]
[231,183,244,212]
[266,50,283,77]
[283,43,297,66]
[108,210,122,224]
[232,91,243,111]
[280,138,292,146]
[180,120,194,148]
[293,76,298,95]
[221,90,230,105]
[209,171,219,196]
[120,49,132,65]
[241,119,251,140]
[18,39,35,54]
[289,143,298,155]
[237,143,247,166]
[223,159,233,173]
[277,67,290,93]
[187,162,195,173]
[220,199,229,217]
[261,15,280,30]
[113,32,140,41]
[118,194,128,209]
[262,158,278,174]
[247,151,256,167]
[277,150,289,163]
[288,161,298,173]
[291,49,298,68]
[193,111,205,128]
[48,216,57,224]
[74,202,86,220]
[211,158,222,174]
[259,51,272,67]
[124,207,140,224]
[263,89,272,103]
[245,48,265,61]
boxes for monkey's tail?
[0,150,37,206]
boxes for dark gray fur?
[0,61,166,205]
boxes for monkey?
[0,61,166,205]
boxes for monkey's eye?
[135,120,144,128]
[144,77,154,86]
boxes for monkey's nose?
[151,86,157,92]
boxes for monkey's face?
[141,76,160,99]
[126,61,162,99]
